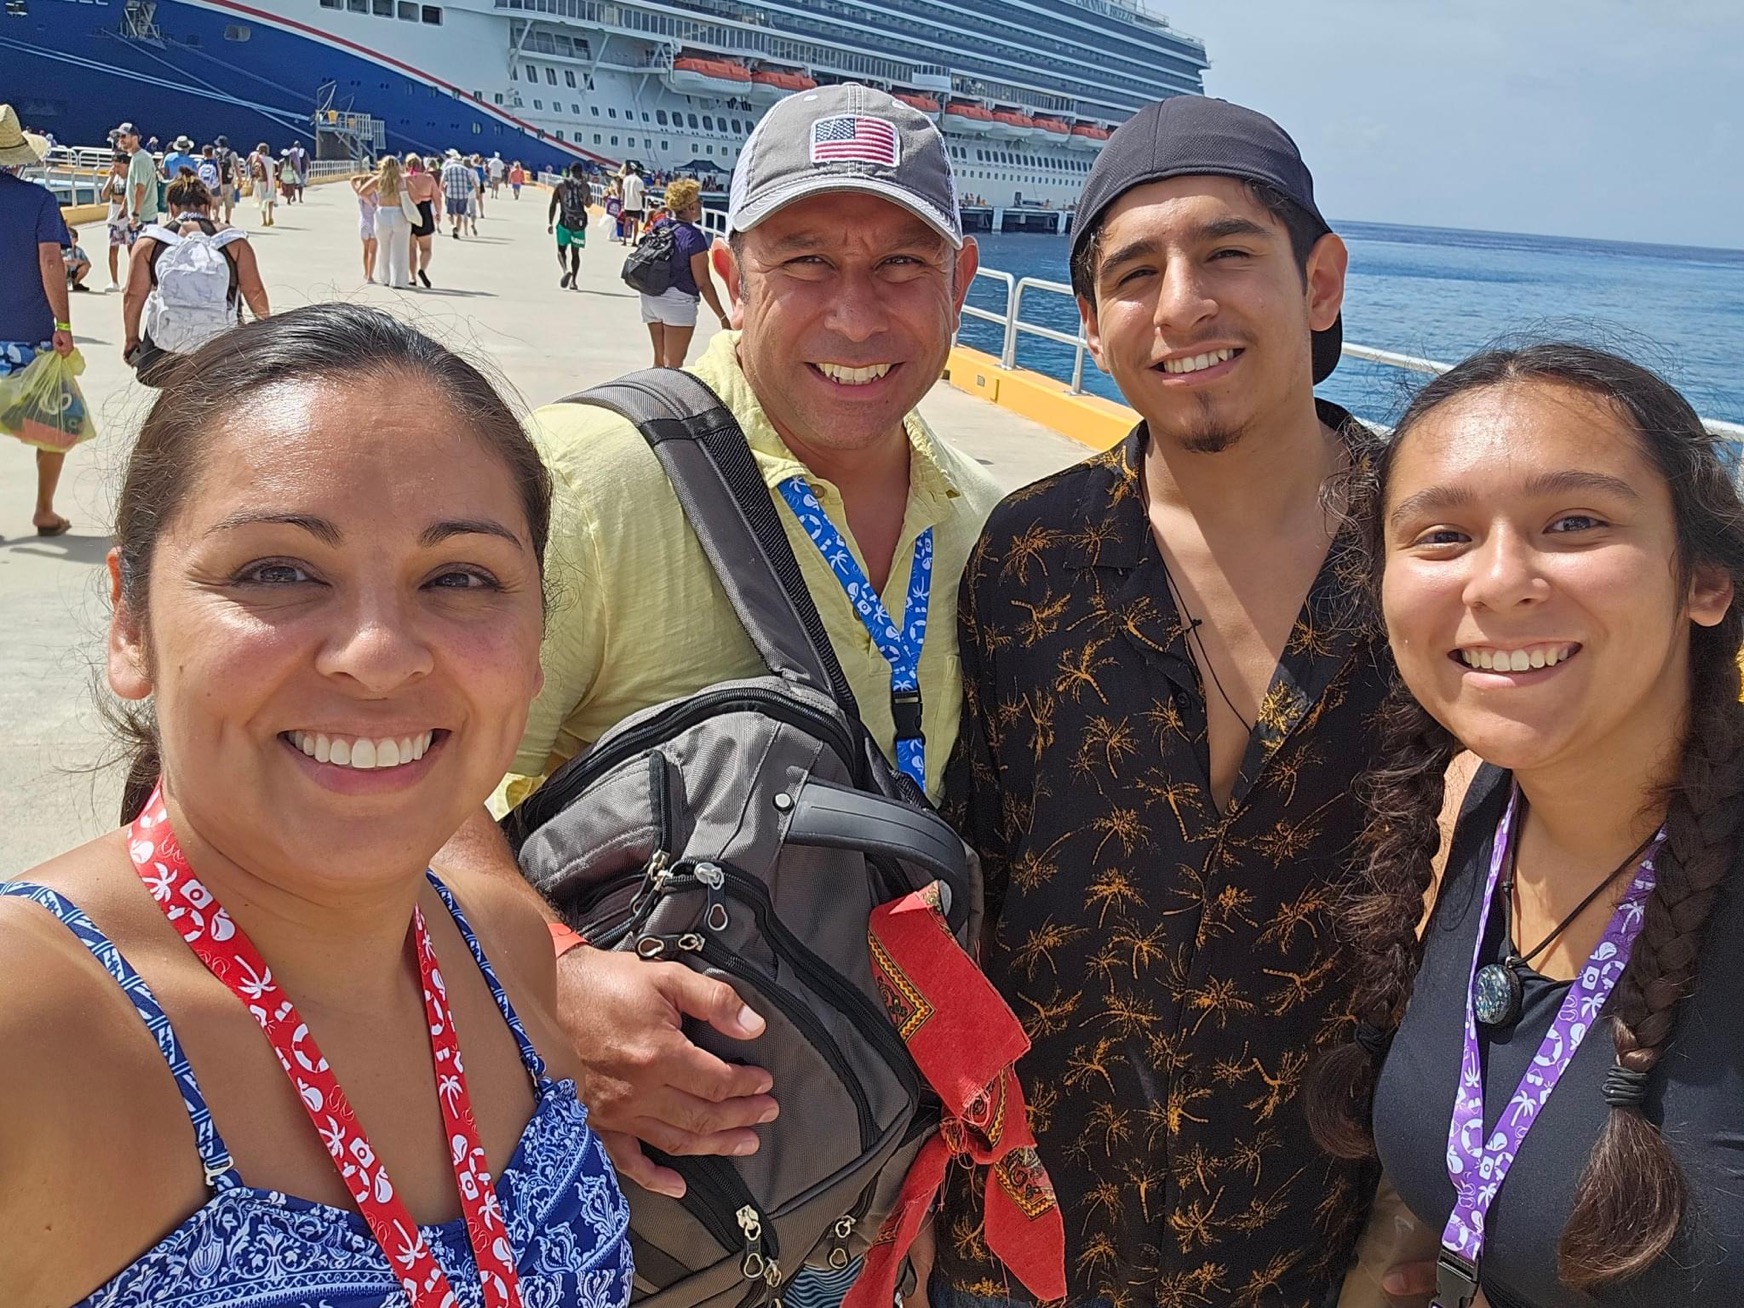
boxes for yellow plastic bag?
[0,347,98,453]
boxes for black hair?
[111,303,551,821]
[1068,177,1327,303]
[1306,343,1744,1289]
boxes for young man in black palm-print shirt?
[930,98,1392,1308]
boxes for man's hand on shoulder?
[555,945,777,1197]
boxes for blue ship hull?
[2,0,592,169]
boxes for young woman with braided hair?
[1310,343,1744,1308]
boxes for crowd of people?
[2,81,1741,1308]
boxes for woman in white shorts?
[637,178,729,367]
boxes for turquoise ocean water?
[955,222,1744,428]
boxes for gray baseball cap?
[728,83,962,248]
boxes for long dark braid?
[1305,343,1744,1288]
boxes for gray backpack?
[502,369,980,1308]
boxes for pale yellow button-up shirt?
[495,331,1004,813]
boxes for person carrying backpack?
[212,134,240,222]
[122,172,269,386]
[547,161,592,290]
[623,177,726,366]
[435,85,1068,1308]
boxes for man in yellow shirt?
[441,82,996,1216]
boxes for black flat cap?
[1073,96,1343,384]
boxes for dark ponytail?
[1306,343,1744,1288]
[110,302,550,823]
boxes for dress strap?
[424,872,549,1083]
[0,881,240,1188]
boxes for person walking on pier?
[248,143,277,227]
[124,172,269,385]
[119,122,159,228]
[360,154,413,288]
[441,149,472,239]
[0,105,75,536]
[547,162,591,289]
[636,176,726,367]
[435,83,994,1308]
[509,160,525,198]
[489,150,505,198]
[619,163,645,242]
[213,135,241,223]
[403,153,440,287]
[161,135,198,188]
[351,170,379,284]
[100,149,134,291]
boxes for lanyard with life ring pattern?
[128,784,523,1307]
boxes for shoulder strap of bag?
[561,369,859,719]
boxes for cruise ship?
[3,0,1207,206]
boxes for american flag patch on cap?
[810,115,901,167]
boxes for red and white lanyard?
[129,785,523,1308]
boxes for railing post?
[1000,277,1018,369]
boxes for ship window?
[533,100,542,109]
[371,0,390,14]
[494,92,504,104]
[656,110,667,126]
[610,135,619,146]
[593,134,601,145]
[474,89,483,100]
[545,68,557,85]
[662,140,670,150]
[421,6,441,22]
[706,144,714,155]
[472,122,481,133]
[398,1,416,16]
[642,112,650,122]
[320,0,340,7]
[590,106,598,116]
[702,116,713,131]
[509,66,517,80]
[687,113,698,129]
[556,131,565,140]
[572,103,580,114]
[222,21,247,36]
[608,107,617,118]
[348,0,366,11]
[565,70,576,87]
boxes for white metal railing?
[957,267,1744,442]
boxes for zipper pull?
[696,860,730,933]
[737,1204,768,1282]
[826,1215,855,1269]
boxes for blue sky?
[1171,0,1742,249]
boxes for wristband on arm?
[549,921,588,959]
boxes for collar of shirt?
[1071,397,1380,804]
[688,330,964,532]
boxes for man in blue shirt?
[0,105,75,536]
[160,134,199,187]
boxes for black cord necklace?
[1160,564,1254,735]
[1473,798,1660,1028]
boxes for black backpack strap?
[561,369,860,718]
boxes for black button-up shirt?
[940,405,1387,1308]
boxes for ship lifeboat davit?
[1035,116,1072,143]
[894,91,941,115]
[749,68,817,103]
[941,102,995,135]
[1069,122,1112,151]
[667,56,753,98]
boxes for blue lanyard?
[777,476,933,789]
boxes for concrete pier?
[0,180,1087,870]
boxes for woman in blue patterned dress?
[0,302,634,1308]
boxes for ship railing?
[959,267,1744,443]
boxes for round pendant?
[1473,961,1523,1027]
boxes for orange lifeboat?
[749,68,817,102]
[1068,122,1111,151]
[1034,116,1071,142]
[894,91,941,114]
[941,102,996,135]
[668,56,752,97]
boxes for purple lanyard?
[1434,786,1664,1306]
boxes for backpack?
[558,179,591,229]
[501,369,982,1308]
[215,148,236,185]
[197,159,219,189]
[621,221,679,295]
[141,220,245,354]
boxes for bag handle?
[561,369,860,719]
